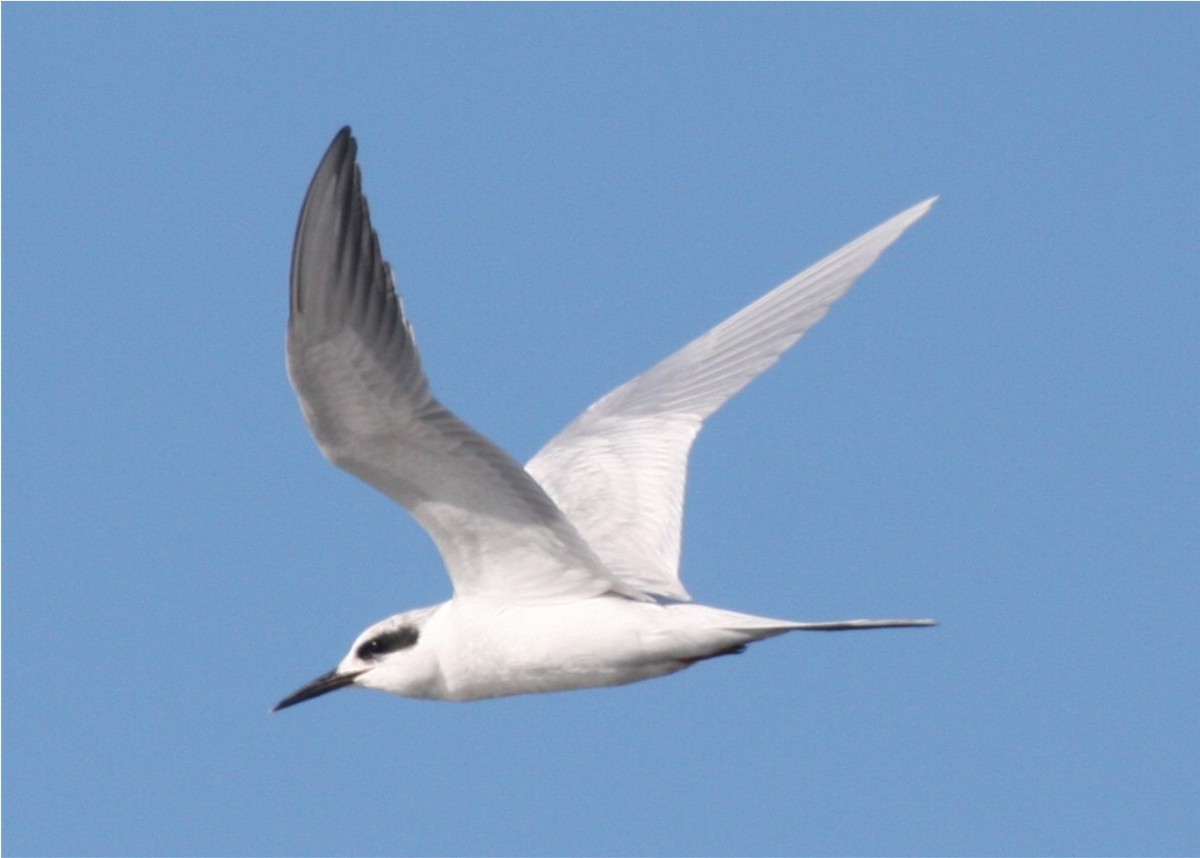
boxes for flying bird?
[273,127,934,711]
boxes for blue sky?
[4,5,1197,856]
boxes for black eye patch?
[355,626,419,661]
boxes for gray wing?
[288,128,645,605]
[526,198,937,600]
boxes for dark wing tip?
[290,128,359,311]
[288,126,411,388]
[289,126,392,330]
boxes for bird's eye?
[355,626,419,661]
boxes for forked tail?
[789,618,936,631]
[691,617,935,664]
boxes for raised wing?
[527,198,937,600]
[288,128,645,605]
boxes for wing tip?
[895,195,939,228]
[290,127,368,319]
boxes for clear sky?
[4,5,1197,856]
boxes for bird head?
[272,606,442,711]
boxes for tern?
[273,127,935,711]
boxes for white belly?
[427,597,769,701]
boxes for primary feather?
[288,128,645,605]
[527,198,936,600]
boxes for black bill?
[271,668,364,712]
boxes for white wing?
[527,197,937,600]
[288,128,646,605]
